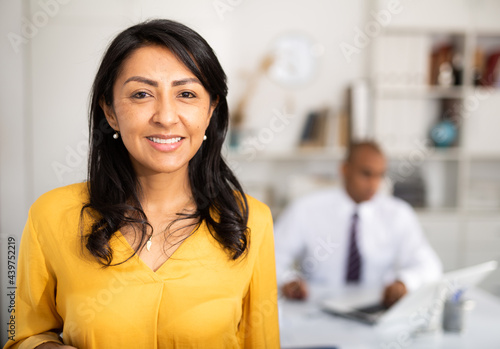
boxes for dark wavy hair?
[80,19,249,266]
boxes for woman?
[5,19,279,349]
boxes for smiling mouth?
[147,137,182,144]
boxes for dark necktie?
[346,211,362,283]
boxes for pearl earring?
[203,135,207,141]
[113,132,120,139]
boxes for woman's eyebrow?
[123,76,158,87]
[172,78,202,87]
[123,76,201,87]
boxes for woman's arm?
[238,206,280,348]
[35,343,76,349]
[3,209,66,349]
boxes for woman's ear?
[341,161,348,179]
[99,97,119,131]
[207,96,219,126]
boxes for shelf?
[415,206,500,215]
[465,153,500,161]
[381,26,468,36]
[227,147,463,162]
[386,147,462,161]
[382,27,500,37]
[458,208,500,216]
[467,86,500,96]
[226,147,346,162]
[475,30,500,37]
[414,207,461,215]
[374,85,466,99]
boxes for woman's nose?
[151,94,179,126]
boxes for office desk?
[279,288,500,349]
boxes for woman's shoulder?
[244,194,272,221]
[25,183,89,244]
[243,194,273,243]
[30,182,88,218]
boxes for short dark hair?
[345,141,384,163]
[81,19,249,266]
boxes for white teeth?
[148,137,181,144]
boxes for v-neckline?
[113,221,204,276]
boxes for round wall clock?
[267,33,318,88]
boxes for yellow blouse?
[4,183,280,349]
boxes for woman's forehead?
[117,45,196,82]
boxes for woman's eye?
[179,91,195,98]
[132,91,150,99]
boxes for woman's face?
[102,45,216,177]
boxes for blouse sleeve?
[3,208,64,349]
[237,207,280,348]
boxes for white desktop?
[279,261,500,349]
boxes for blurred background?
[2,0,500,342]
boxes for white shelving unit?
[226,26,500,296]
[370,26,500,294]
[370,27,500,214]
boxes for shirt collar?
[339,185,382,219]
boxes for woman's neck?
[136,167,194,217]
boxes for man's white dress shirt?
[274,187,442,292]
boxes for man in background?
[274,141,442,307]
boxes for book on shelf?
[299,107,336,149]
[482,51,500,87]
[349,79,370,141]
[298,106,348,150]
[473,47,485,86]
[299,109,327,148]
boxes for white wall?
[0,0,29,345]
[376,0,500,31]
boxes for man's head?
[341,141,387,203]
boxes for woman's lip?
[146,136,184,152]
[146,135,184,143]
[146,134,184,139]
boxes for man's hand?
[282,279,308,300]
[383,280,407,307]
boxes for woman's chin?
[132,161,190,177]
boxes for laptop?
[321,260,498,326]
